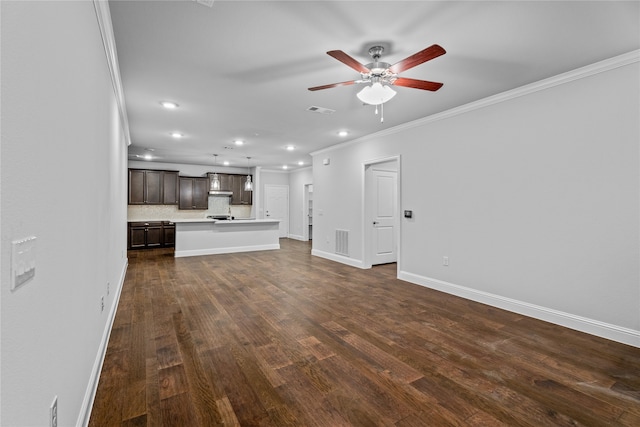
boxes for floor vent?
[335,229,349,256]
[307,106,336,114]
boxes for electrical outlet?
[443,256,449,266]
[101,296,104,312]
[50,396,58,427]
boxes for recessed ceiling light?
[298,161,304,166]
[170,132,184,138]
[286,145,295,151]
[234,140,244,146]
[160,101,178,109]
[338,130,348,137]
[282,165,288,170]
[143,154,152,160]
[223,161,230,166]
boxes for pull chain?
[372,101,386,123]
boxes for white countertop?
[171,218,279,224]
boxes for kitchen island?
[172,218,280,258]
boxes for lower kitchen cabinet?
[128,221,173,249]
[163,221,175,247]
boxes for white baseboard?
[288,234,307,242]
[398,271,640,348]
[77,258,128,427]
[174,243,280,258]
[311,249,366,269]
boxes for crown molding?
[311,49,639,157]
[93,0,131,146]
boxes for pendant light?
[210,154,221,191]
[244,156,253,192]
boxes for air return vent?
[307,106,336,114]
[335,229,349,256]
[194,0,214,7]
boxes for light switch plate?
[11,236,37,291]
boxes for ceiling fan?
[308,44,446,105]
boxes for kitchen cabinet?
[128,221,164,249]
[238,174,253,205]
[162,171,179,204]
[163,221,175,247]
[128,169,178,205]
[231,174,253,205]
[179,177,209,210]
[218,173,232,194]
[209,173,252,205]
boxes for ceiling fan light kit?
[309,44,446,121]
[357,82,397,105]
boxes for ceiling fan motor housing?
[364,46,396,84]
[363,61,395,84]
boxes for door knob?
[373,221,379,225]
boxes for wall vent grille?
[335,229,349,256]
[194,0,215,7]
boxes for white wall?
[1,2,129,425]
[311,53,640,346]
[128,159,248,177]
[288,167,313,240]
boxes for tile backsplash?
[128,197,252,221]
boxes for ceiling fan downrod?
[368,46,384,61]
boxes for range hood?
[209,190,233,196]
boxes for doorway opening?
[303,184,313,241]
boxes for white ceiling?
[110,0,639,171]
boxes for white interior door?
[368,167,397,265]
[265,184,289,238]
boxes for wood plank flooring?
[89,239,640,426]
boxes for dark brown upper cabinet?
[162,171,179,204]
[128,169,178,205]
[208,173,252,205]
[179,177,209,210]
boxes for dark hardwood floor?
[89,239,640,426]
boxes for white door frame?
[362,155,401,270]
[303,183,313,241]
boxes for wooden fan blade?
[393,77,443,91]
[308,80,357,91]
[388,44,446,74]
[327,50,370,73]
